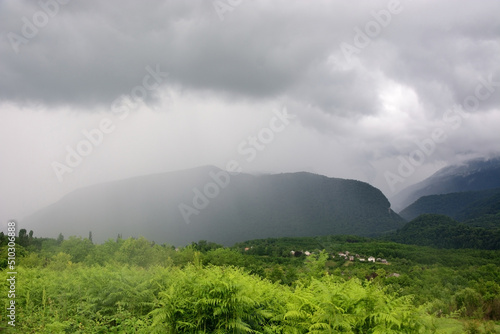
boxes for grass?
[433,318,500,334]
[433,318,465,334]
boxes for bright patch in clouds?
[0,0,499,224]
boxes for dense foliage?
[1,231,499,333]
[465,213,500,230]
[383,214,500,250]
[399,188,500,224]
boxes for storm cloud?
[1,0,499,226]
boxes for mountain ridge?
[383,214,500,250]
[399,187,500,222]
[390,156,500,211]
[22,166,404,246]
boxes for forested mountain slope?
[391,157,500,211]
[383,214,500,250]
[399,187,500,222]
[22,166,404,245]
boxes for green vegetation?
[383,214,500,250]
[399,188,500,225]
[1,231,500,333]
[465,213,500,230]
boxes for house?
[359,258,366,262]
[388,273,400,277]
[244,247,250,251]
[304,251,311,256]
[380,259,388,264]
[290,250,295,255]
[368,256,376,263]
[349,256,354,261]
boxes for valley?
[3,157,500,333]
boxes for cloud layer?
[1,0,499,225]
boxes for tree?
[60,236,94,262]
[303,250,329,279]
[84,238,122,266]
[18,228,29,246]
[191,240,222,252]
[114,236,161,267]
[57,233,64,245]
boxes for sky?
[1,0,500,228]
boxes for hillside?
[456,191,500,222]
[464,213,500,229]
[384,214,500,250]
[399,187,500,222]
[5,231,500,332]
[390,157,500,211]
[21,166,404,245]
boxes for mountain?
[455,190,500,222]
[399,187,500,222]
[390,157,500,212]
[22,166,404,246]
[383,214,500,250]
[463,213,500,229]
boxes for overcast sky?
[1,0,500,227]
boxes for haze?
[1,0,499,229]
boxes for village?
[289,249,390,264]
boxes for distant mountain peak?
[431,157,500,178]
[391,156,500,212]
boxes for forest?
[382,214,500,250]
[1,230,500,333]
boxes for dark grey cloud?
[1,0,500,223]
[2,0,498,120]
